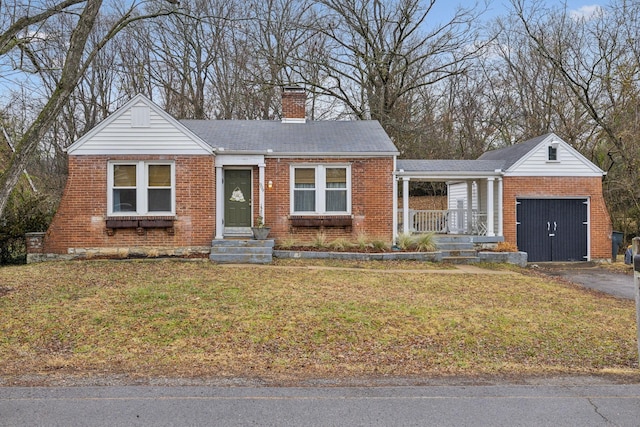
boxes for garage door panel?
[552,199,588,261]
[517,199,552,262]
[517,198,587,262]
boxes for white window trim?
[546,143,560,163]
[107,160,175,216]
[290,164,351,215]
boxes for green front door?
[224,169,252,228]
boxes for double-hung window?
[292,165,350,214]
[108,161,175,215]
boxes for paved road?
[539,265,636,300]
[2,384,640,426]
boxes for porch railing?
[398,209,487,235]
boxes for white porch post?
[258,163,266,221]
[466,181,473,234]
[486,177,495,237]
[215,165,224,239]
[497,176,503,237]
[402,177,410,234]
[392,174,398,242]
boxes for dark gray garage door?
[516,198,588,262]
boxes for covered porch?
[393,160,505,241]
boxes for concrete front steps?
[433,235,479,264]
[210,239,274,264]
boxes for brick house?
[32,88,399,262]
[30,89,612,263]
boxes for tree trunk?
[0,0,103,219]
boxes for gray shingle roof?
[397,159,505,172]
[477,133,552,168]
[180,120,398,156]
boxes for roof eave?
[395,170,504,179]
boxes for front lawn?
[0,260,637,384]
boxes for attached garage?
[516,198,588,262]
[479,133,612,262]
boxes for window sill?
[106,216,175,236]
[290,215,353,229]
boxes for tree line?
[1,0,640,261]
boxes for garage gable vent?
[131,105,150,128]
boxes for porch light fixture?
[268,180,273,189]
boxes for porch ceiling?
[396,159,505,180]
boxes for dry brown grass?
[0,260,638,385]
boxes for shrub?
[413,232,436,252]
[355,232,372,251]
[396,233,414,250]
[495,241,518,252]
[312,232,329,249]
[370,239,389,252]
[277,236,297,249]
[0,190,55,265]
[329,238,352,251]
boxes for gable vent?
[131,105,150,127]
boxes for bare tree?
[299,0,486,135]
[511,0,640,233]
[0,0,178,219]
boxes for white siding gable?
[506,134,603,177]
[67,94,212,156]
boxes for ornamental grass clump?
[395,232,436,252]
[413,232,436,252]
[329,238,352,251]
[312,232,329,249]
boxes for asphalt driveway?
[538,263,636,299]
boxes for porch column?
[402,177,410,234]
[466,181,473,234]
[497,176,503,236]
[258,162,266,220]
[392,174,398,242]
[215,165,224,239]
[486,177,495,237]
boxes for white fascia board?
[503,170,604,177]
[66,94,213,155]
[394,171,504,180]
[265,151,399,158]
[506,132,604,175]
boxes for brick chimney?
[281,86,306,123]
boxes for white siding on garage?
[507,140,602,177]
[67,97,212,156]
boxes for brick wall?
[502,176,612,260]
[43,155,215,255]
[259,157,395,243]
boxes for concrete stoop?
[434,235,479,264]
[210,239,274,264]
